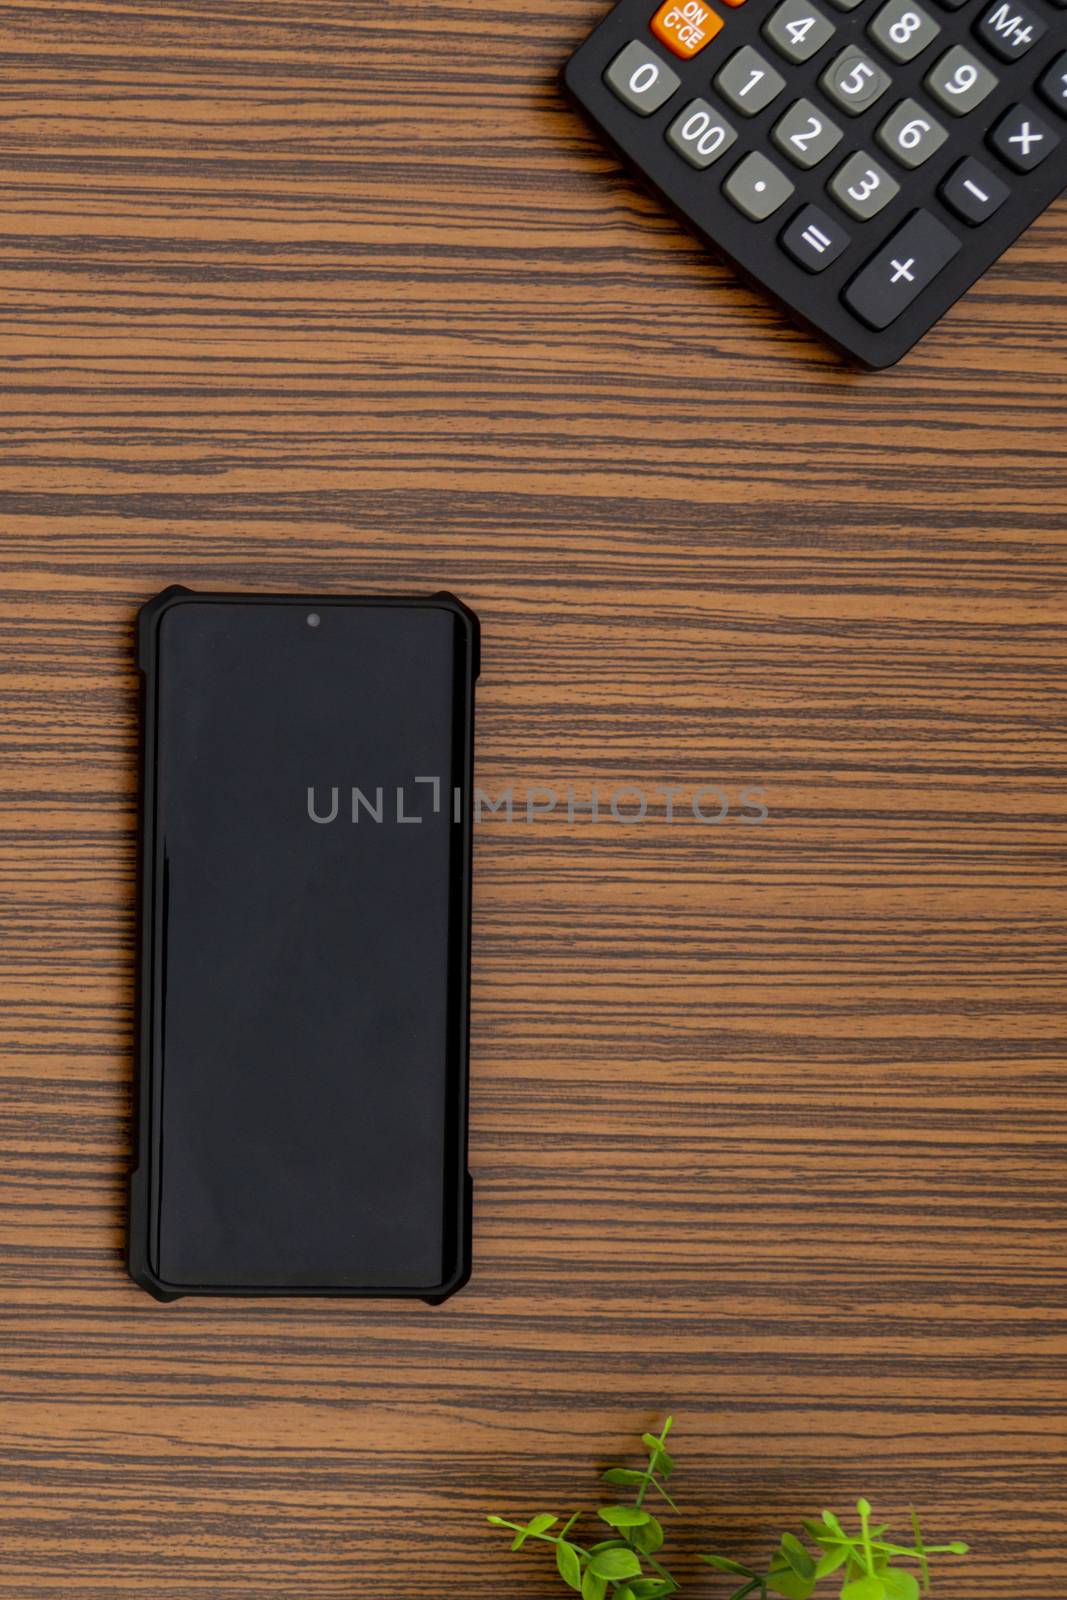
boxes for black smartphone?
[128,587,478,1302]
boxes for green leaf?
[599,1506,652,1528]
[647,1478,680,1512]
[882,1572,920,1600]
[822,1511,846,1537]
[632,1582,673,1599]
[589,1548,643,1581]
[557,1541,583,1592]
[699,1555,760,1579]
[631,1516,664,1555]
[510,1512,557,1550]
[779,1534,815,1581]
[814,1545,849,1579]
[766,1563,815,1600]
[582,1572,608,1600]
[841,1580,886,1600]
[641,1435,676,1477]
[603,1469,646,1487]
[617,1590,636,1600]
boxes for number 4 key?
[762,0,837,63]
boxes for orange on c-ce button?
[650,0,724,57]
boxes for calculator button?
[762,0,836,63]
[666,99,739,165]
[988,104,1060,170]
[867,0,940,63]
[651,0,724,59]
[780,203,851,269]
[924,45,998,114]
[772,97,844,166]
[939,155,1010,222]
[723,151,796,218]
[974,0,1046,61]
[826,0,864,10]
[933,0,968,9]
[820,47,892,115]
[714,46,787,114]
[828,150,901,217]
[842,207,960,327]
[1039,52,1067,117]
[604,41,681,114]
[876,98,948,166]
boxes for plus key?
[842,209,961,329]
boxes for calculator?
[563,0,1066,365]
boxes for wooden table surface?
[1,1,1065,1596]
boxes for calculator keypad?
[974,0,1046,59]
[724,149,798,212]
[821,45,894,111]
[939,152,1011,215]
[651,0,724,57]
[780,202,853,262]
[1039,48,1067,108]
[924,44,999,110]
[828,148,901,212]
[715,44,788,109]
[576,0,1067,366]
[842,207,961,324]
[604,41,681,111]
[989,100,1060,163]
[773,96,846,162]
[868,0,942,61]
[763,0,838,60]
[667,97,740,162]
[877,95,950,161]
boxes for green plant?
[487,1417,968,1600]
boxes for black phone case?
[128,585,478,1304]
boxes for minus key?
[939,157,1011,226]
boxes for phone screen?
[144,597,471,1293]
